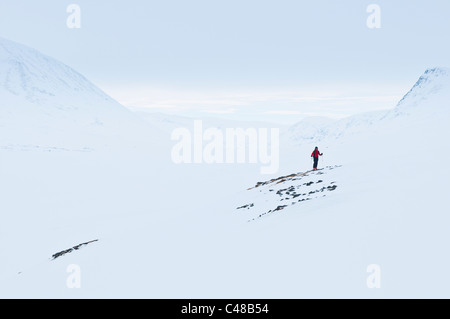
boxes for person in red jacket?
[311,146,323,170]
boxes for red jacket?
[311,149,322,157]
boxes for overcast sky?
[1,0,449,123]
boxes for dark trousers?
[313,157,319,169]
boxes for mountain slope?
[0,37,158,150]
[0,38,113,106]
[288,67,450,145]
[1,38,450,298]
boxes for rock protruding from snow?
[51,240,99,260]
[0,37,159,150]
[0,37,115,108]
[236,166,341,222]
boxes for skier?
[311,146,323,171]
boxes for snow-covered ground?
[1,37,449,298]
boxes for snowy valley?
[1,37,450,298]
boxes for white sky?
[0,0,449,124]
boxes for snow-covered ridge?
[0,37,158,149]
[288,67,450,144]
[397,67,450,108]
[235,166,341,222]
